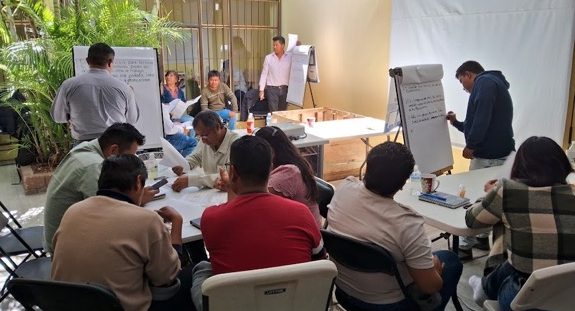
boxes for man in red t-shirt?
[191,136,324,311]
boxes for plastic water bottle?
[246,113,255,135]
[567,141,575,163]
[409,165,421,195]
[265,112,272,127]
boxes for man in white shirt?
[171,110,239,191]
[51,43,139,144]
[258,36,291,111]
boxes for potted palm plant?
[0,0,184,193]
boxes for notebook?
[418,191,470,209]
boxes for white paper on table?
[287,33,298,52]
[160,137,190,172]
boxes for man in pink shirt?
[258,36,291,111]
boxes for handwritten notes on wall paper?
[402,81,445,128]
[113,59,157,84]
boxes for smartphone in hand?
[150,178,168,190]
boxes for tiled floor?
[0,164,486,310]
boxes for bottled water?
[408,165,421,195]
[265,112,272,127]
[567,141,575,163]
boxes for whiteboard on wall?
[286,45,319,106]
[392,64,454,174]
[72,46,164,150]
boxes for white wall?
[282,0,393,118]
[390,0,575,147]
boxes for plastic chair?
[315,177,335,219]
[321,229,463,311]
[8,278,124,311]
[483,262,575,311]
[201,260,338,311]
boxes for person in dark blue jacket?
[447,61,515,259]
[447,61,515,170]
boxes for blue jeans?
[335,250,462,311]
[165,133,197,157]
[483,261,528,311]
[176,114,194,123]
[215,109,236,130]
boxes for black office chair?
[320,229,411,300]
[8,278,124,311]
[315,177,335,219]
[321,229,463,311]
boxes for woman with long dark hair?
[255,126,321,227]
[465,136,575,311]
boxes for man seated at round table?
[189,136,325,311]
[52,154,193,311]
[326,142,462,311]
[171,110,239,191]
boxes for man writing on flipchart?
[446,60,515,170]
[258,36,292,111]
[446,60,515,258]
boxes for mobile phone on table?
[151,193,166,201]
[150,178,168,190]
[190,217,201,229]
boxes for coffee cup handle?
[433,180,440,192]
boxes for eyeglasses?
[195,129,213,140]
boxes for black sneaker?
[474,237,490,251]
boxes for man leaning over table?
[171,110,239,192]
[52,154,193,311]
[43,123,157,253]
[190,136,325,311]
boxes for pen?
[421,193,447,201]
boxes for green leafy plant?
[0,0,184,168]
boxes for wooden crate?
[273,107,364,123]
[274,108,367,181]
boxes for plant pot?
[18,164,53,195]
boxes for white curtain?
[390,0,575,147]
